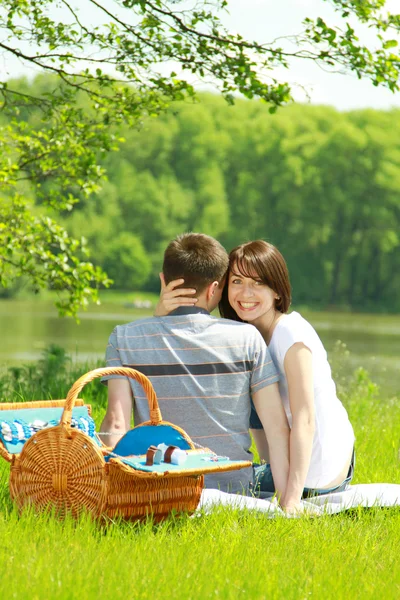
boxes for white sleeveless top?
[269,311,355,488]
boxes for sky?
[223,0,400,110]
[1,0,400,111]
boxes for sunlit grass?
[0,352,398,599]
[0,476,398,599]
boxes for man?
[100,233,289,496]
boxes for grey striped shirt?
[102,307,279,493]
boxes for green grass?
[0,351,399,599]
[0,489,398,600]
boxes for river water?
[0,298,398,397]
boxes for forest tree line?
[2,77,400,312]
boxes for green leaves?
[382,39,398,49]
[0,195,111,318]
[102,232,152,290]
[1,0,297,115]
[303,1,400,92]
[1,0,400,314]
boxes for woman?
[156,240,355,510]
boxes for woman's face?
[228,262,277,323]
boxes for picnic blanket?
[198,484,400,517]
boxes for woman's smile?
[228,263,277,323]
[237,301,260,311]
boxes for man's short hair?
[163,233,229,293]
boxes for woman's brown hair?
[219,240,291,321]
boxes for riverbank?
[1,294,398,398]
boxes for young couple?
[100,233,354,512]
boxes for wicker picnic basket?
[7,367,249,521]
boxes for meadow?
[0,348,398,600]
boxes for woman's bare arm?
[252,383,290,503]
[280,343,315,510]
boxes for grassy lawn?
[0,355,399,599]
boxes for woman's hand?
[154,274,198,316]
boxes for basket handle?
[61,367,162,428]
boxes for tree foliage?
[68,93,400,311]
[1,1,400,314]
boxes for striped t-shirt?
[102,307,279,493]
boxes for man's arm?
[99,378,133,447]
[252,383,290,503]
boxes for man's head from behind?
[163,233,229,309]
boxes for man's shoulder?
[113,314,213,335]
[113,314,262,342]
[113,316,161,334]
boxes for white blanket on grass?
[198,484,400,517]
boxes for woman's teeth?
[239,302,258,309]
